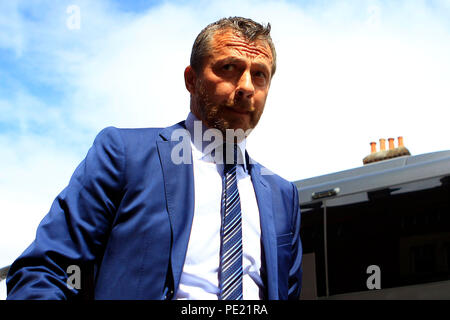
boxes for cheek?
[214,82,236,98]
[254,92,268,109]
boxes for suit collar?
[158,120,187,141]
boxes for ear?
[184,65,196,95]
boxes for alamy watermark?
[366,265,381,290]
[170,120,274,175]
[66,5,81,30]
[66,265,81,290]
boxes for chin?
[223,118,252,132]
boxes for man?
[7,17,302,300]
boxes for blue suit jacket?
[6,122,302,300]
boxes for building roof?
[294,150,450,205]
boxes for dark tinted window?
[325,175,450,295]
[299,202,327,297]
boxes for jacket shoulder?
[94,126,163,146]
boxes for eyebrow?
[216,57,245,65]
[252,62,270,74]
[216,57,270,74]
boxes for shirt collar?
[185,112,248,172]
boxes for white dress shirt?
[175,112,264,300]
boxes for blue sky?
[1,0,450,298]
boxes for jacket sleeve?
[6,127,125,300]
[288,182,303,300]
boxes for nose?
[236,70,254,99]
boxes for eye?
[254,71,266,79]
[222,64,235,71]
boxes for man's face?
[186,29,273,137]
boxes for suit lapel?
[249,159,279,300]
[157,122,195,295]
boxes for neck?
[185,112,248,169]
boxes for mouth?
[227,108,251,115]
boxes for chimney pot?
[370,142,377,153]
[398,136,404,147]
[388,137,395,150]
[379,138,386,151]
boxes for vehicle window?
[324,175,450,295]
[300,202,327,297]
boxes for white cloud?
[245,0,450,179]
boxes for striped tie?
[219,144,243,300]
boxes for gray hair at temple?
[190,17,277,77]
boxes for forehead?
[209,29,273,63]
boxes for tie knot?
[223,143,238,173]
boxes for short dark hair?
[190,17,277,77]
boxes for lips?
[228,108,250,115]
